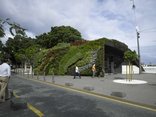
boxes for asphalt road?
[1,74,156,117]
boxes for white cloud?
[26,31,36,38]
[0,0,156,64]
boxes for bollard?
[31,71,33,79]
[52,74,55,83]
[27,70,29,78]
[43,71,46,81]
[37,71,39,80]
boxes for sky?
[0,0,156,64]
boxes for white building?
[142,65,156,74]
[122,65,139,74]
[122,65,156,74]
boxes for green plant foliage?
[124,50,137,81]
[34,38,130,76]
[52,43,70,50]
[112,39,128,51]
[76,51,92,66]
[124,50,137,63]
[35,45,70,75]
[4,35,39,65]
[59,46,83,74]
[96,48,104,76]
[0,40,4,59]
[0,27,5,37]
[80,68,92,76]
[0,18,9,37]
[34,49,52,74]
[59,39,105,75]
[36,26,82,48]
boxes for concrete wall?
[122,65,139,74]
[143,66,156,73]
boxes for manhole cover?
[114,77,124,80]
[100,80,105,82]
[83,86,94,91]
[65,83,73,87]
[10,98,27,110]
[110,92,126,98]
[148,83,156,86]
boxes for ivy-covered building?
[94,39,129,76]
[104,41,127,74]
[34,38,130,76]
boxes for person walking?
[92,64,96,78]
[73,66,81,79]
[0,59,11,102]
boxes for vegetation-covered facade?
[34,38,128,76]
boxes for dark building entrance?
[105,43,124,73]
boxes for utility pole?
[136,30,141,74]
[130,0,141,74]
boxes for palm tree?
[0,18,10,37]
[7,22,26,37]
[0,18,26,38]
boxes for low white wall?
[143,66,156,73]
[122,65,139,74]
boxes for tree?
[0,18,28,64]
[24,44,41,75]
[36,33,49,48]
[0,18,26,38]
[5,36,36,65]
[0,40,4,59]
[124,50,137,81]
[36,26,82,48]
[8,22,26,37]
[0,21,5,37]
[50,26,82,43]
[0,18,10,38]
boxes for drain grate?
[110,92,126,98]
[148,83,156,86]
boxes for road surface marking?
[13,90,44,117]
[27,103,44,117]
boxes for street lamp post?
[136,29,141,74]
[131,0,141,74]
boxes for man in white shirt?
[73,66,81,79]
[0,59,11,102]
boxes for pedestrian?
[92,64,96,78]
[0,59,11,102]
[73,66,81,79]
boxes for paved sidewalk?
[18,73,156,108]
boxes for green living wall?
[34,38,128,76]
